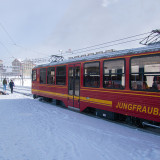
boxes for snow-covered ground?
[0,88,160,160]
[0,84,31,96]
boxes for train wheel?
[33,94,37,99]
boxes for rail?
[142,122,160,129]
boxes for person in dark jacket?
[3,78,7,93]
[9,80,15,93]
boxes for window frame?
[83,61,100,88]
[103,58,125,89]
[47,67,55,85]
[130,53,160,92]
[56,65,66,85]
[32,69,37,81]
[40,68,47,84]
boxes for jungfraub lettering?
[116,102,160,116]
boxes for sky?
[0,0,160,65]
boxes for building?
[22,59,36,78]
[0,60,6,75]
[0,60,3,71]
[12,59,22,76]
[12,58,36,78]
[0,60,3,79]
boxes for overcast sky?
[0,0,160,65]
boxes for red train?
[32,45,160,128]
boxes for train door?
[68,64,80,109]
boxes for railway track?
[1,86,160,136]
[13,90,32,97]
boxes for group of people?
[2,78,15,94]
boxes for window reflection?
[56,66,66,85]
[103,59,125,89]
[130,55,160,91]
[47,67,55,84]
[40,68,46,84]
[84,62,100,88]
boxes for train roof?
[34,44,160,69]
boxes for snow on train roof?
[34,44,160,68]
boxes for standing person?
[3,78,7,93]
[9,80,15,94]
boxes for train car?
[32,44,160,128]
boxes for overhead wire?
[0,40,11,55]
[0,22,16,45]
[52,31,151,57]
[71,37,144,55]
[71,31,151,53]
[4,31,151,58]
[0,22,49,59]
[0,25,152,61]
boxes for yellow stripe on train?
[32,89,112,107]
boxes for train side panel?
[32,50,160,123]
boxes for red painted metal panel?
[32,50,160,123]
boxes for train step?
[68,106,80,112]
[142,122,160,129]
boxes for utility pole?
[22,66,24,86]
[20,65,24,86]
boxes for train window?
[32,70,37,81]
[68,67,74,95]
[47,67,55,84]
[84,62,100,88]
[103,59,125,89]
[40,68,46,84]
[130,54,160,91]
[56,66,66,85]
